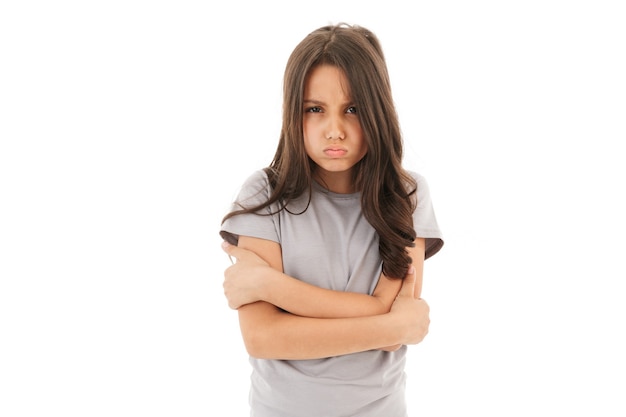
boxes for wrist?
[385,311,405,346]
[258,265,275,303]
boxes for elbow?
[238,303,286,359]
[242,331,266,358]
[241,324,276,359]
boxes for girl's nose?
[325,116,345,140]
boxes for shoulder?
[238,169,271,193]
[241,169,270,187]
[403,170,439,214]
[405,169,427,185]
[232,169,274,206]
[404,170,431,196]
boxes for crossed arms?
[221,236,430,360]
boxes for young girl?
[220,23,444,417]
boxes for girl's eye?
[306,106,322,113]
[346,106,357,114]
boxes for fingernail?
[221,241,230,250]
[408,265,415,274]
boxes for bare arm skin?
[223,236,430,360]
[222,237,426,318]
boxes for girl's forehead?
[304,65,351,97]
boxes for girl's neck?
[313,169,356,194]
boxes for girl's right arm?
[222,237,426,319]
[237,293,427,360]
[225,236,429,360]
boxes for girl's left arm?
[222,237,426,319]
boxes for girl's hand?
[221,241,271,309]
[389,265,430,346]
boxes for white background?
[1,1,625,416]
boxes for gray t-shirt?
[220,169,443,417]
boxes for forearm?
[260,268,389,318]
[226,236,402,319]
[239,302,402,360]
[226,237,428,359]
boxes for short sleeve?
[411,171,444,260]
[219,170,280,246]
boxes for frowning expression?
[303,64,367,193]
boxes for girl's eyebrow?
[303,99,353,107]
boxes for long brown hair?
[222,23,417,278]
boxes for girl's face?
[303,64,367,194]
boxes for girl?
[220,23,443,417]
